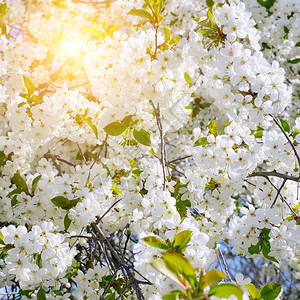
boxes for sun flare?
[56,33,85,61]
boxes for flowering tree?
[0,0,299,299]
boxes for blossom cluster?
[0,0,299,299]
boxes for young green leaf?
[104,121,128,136]
[111,185,122,195]
[172,230,191,252]
[209,283,244,300]
[163,25,171,42]
[162,253,197,288]
[31,175,42,195]
[287,58,300,64]
[127,9,152,20]
[279,119,290,133]
[85,26,106,39]
[220,121,232,135]
[184,72,192,88]
[259,282,281,300]
[245,283,260,299]
[257,0,276,9]
[248,242,260,255]
[194,137,208,147]
[121,115,133,127]
[37,288,46,300]
[201,269,226,288]
[143,236,170,250]
[51,196,71,210]
[11,195,18,207]
[86,119,98,139]
[151,258,186,289]
[7,187,23,198]
[12,172,29,195]
[22,76,35,98]
[0,3,7,21]
[64,214,72,231]
[208,120,218,137]
[133,128,151,146]
[162,290,185,300]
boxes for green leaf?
[208,120,218,137]
[143,236,170,250]
[7,187,23,198]
[279,119,290,133]
[245,283,260,299]
[30,95,43,105]
[31,175,42,195]
[287,58,300,64]
[220,121,232,135]
[172,230,191,252]
[133,128,151,146]
[162,253,196,288]
[295,42,300,47]
[261,240,278,263]
[51,196,71,210]
[12,172,29,195]
[184,72,192,88]
[104,292,116,300]
[111,185,122,195]
[19,289,34,298]
[121,115,133,127]
[22,76,35,98]
[206,0,215,7]
[0,3,7,21]
[104,121,128,136]
[85,26,106,39]
[127,9,152,20]
[86,119,98,139]
[163,25,171,42]
[162,290,185,300]
[64,214,72,231]
[259,282,281,300]
[209,283,244,300]
[193,137,208,147]
[37,288,46,300]
[257,0,276,9]
[202,269,226,288]
[169,36,180,46]
[151,258,186,289]
[11,195,18,207]
[292,128,299,139]
[248,242,260,255]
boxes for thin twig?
[265,177,298,217]
[218,248,233,282]
[271,179,286,208]
[150,100,167,191]
[248,171,299,182]
[168,155,193,164]
[96,199,122,224]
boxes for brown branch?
[168,155,193,164]
[44,153,63,176]
[96,199,122,224]
[264,177,298,218]
[271,179,286,208]
[248,171,299,182]
[90,223,149,299]
[150,100,167,191]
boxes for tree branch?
[248,171,299,182]
[150,100,168,190]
